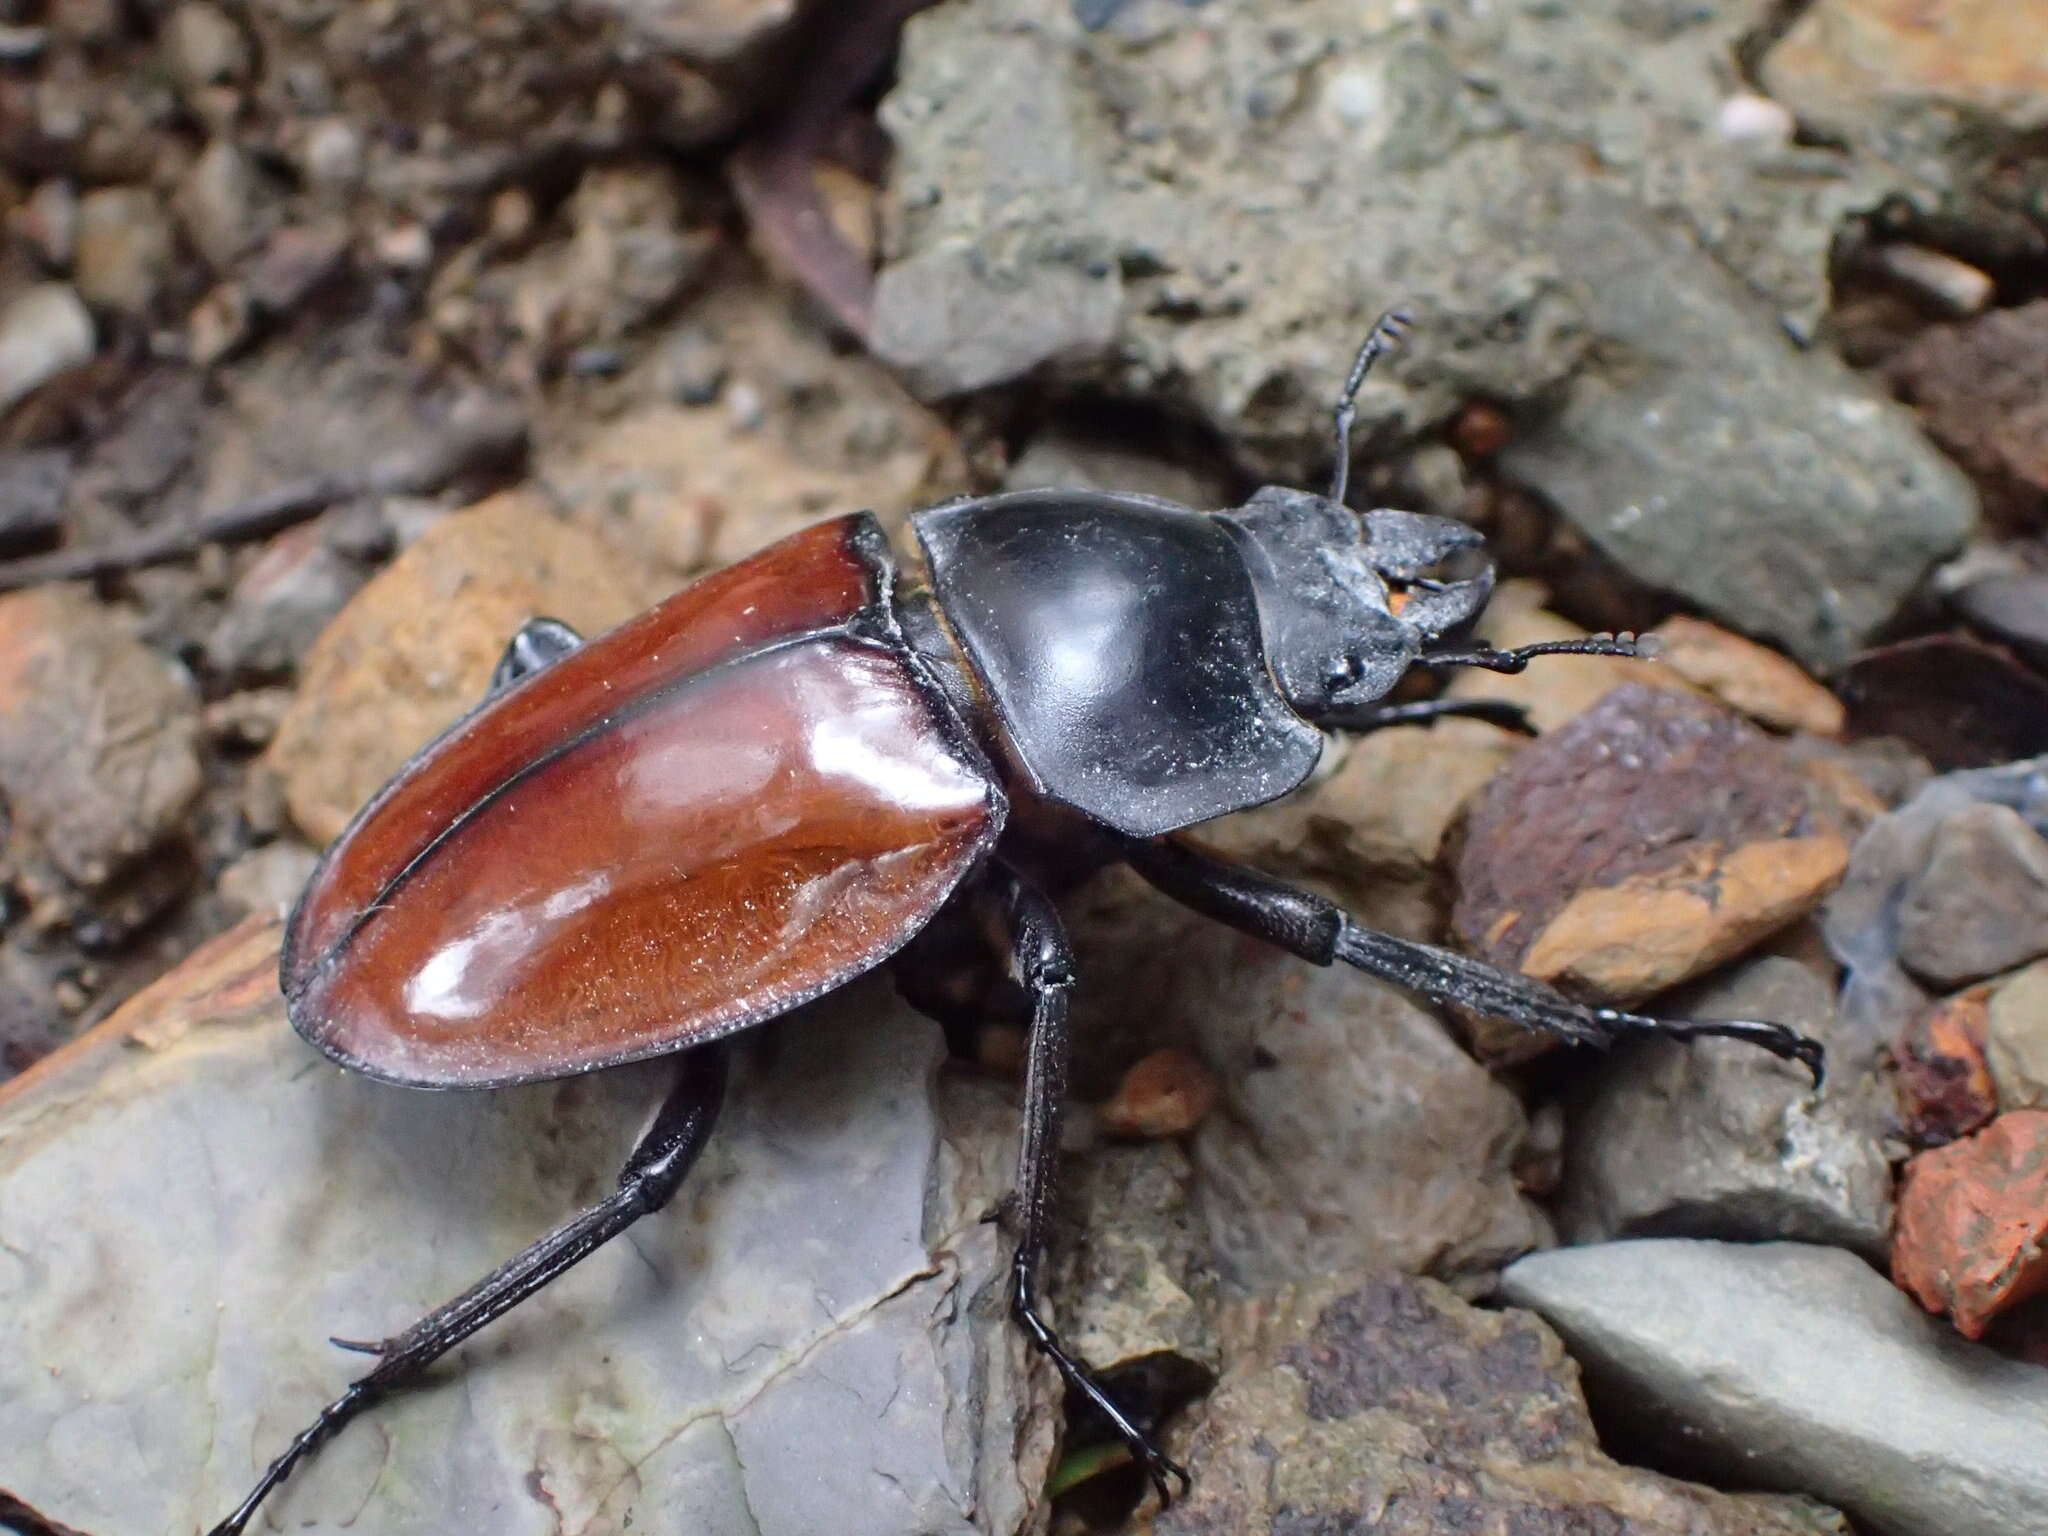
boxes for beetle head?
[1217,485,1494,717]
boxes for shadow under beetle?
[209,313,1824,1532]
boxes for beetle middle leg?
[488,615,584,694]
[1122,836,1825,1084]
[207,1043,728,1536]
[989,863,1193,1506]
[1317,696,1536,736]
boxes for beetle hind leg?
[992,865,1192,1507]
[1124,837,1824,1087]
[205,1043,729,1536]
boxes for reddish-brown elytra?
[286,514,1002,1089]
[202,314,1823,1535]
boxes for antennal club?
[1328,307,1413,507]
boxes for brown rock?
[0,585,200,891]
[1651,615,1845,736]
[1896,802,2048,989]
[1446,579,1681,733]
[1203,715,1524,932]
[1894,985,2000,1146]
[1519,836,1848,1003]
[1145,1270,1846,1536]
[1986,960,2048,1111]
[1454,685,1846,1022]
[1100,1048,1220,1140]
[1840,635,2048,772]
[264,491,660,845]
[1893,1110,2048,1338]
[1764,0,2048,136]
[1886,301,2048,525]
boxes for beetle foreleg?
[487,616,584,695]
[993,866,1192,1508]
[206,1043,728,1536]
[1315,696,1536,737]
[1123,837,1825,1086]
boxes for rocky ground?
[1,1,2046,1533]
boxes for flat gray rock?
[0,920,1051,1536]
[1559,956,1894,1257]
[1500,1239,2048,1536]
[1501,188,1973,672]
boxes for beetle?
[208,313,1823,1533]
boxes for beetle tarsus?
[1012,1260,1191,1507]
[207,1046,727,1536]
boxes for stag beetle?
[208,313,1823,1532]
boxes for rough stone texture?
[264,490,663,845]
[0,584,201,891]
[1145,1269,1846,1536]
[539,278,969,579]
[1892,984,1999,1146]
[1051,1137,1217,1377]
[1764,1,2048,134]
[1068,874,1547,1291]
[876,0,1971,668]
[1560,956,1892,1255]
[0,919,1054,1535]
[1500,1239,2048,1536]
[1987,960,2048,1110]
[1895,802,2048,989]
[1823,756,2048,1087]
[1649,616,1845,736]
[1893,1111,2048,1339]
[1500,189,1974,672]
[1888,301,2048,526]
[1454,685,1847,1011]
[1759,1,2048,287]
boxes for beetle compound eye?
[1325,654,1364,692]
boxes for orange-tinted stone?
[1893,1110,2048,1338]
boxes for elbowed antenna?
[1327,308,1413,508]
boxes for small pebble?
[1716,92,1795,147]
[1868,243,1994,317]
[0,283,94,413]
[1099,1047,1219,1139]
